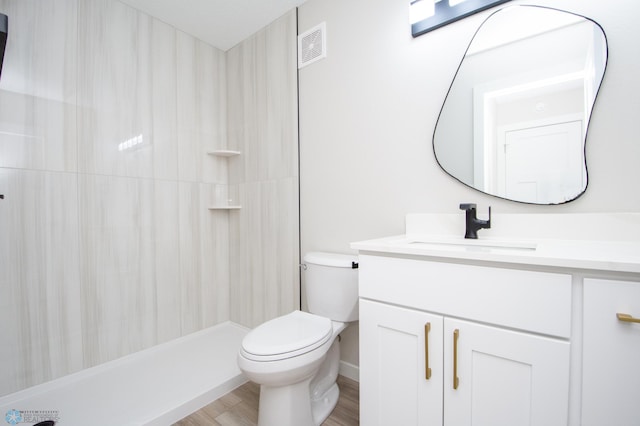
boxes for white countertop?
[351,234,640,274]
[351,213,640,274]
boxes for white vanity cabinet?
[443,318,570,426]
[582,278,640,426]
[358,254,572,426]
[360,300,444,425]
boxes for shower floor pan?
[0,322,248,425]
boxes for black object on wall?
[411,0,511,37]
[0,13,7,78]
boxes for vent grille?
[298,22,326,69]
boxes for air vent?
[298,22,326,69]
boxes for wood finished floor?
[174,375,359,426]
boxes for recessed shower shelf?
[207,150,241,157]
[208,205,242,210]
[206,151,241,210]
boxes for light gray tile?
[178,181,204,334]
[154,180,181,344]
[201,184,231,327]
[176,31,200,183]
[198,44,227,185]
[177,32,227,184]
[77,0,177,180]
[226,40,258,185]
[227,10,299,328]
[230,179,299,328]
[227,10,298,186]
[179,182,229,334]
[78,174,158,367]
[0,169,82,396]
[77,0,140,177]
[149,17,179,181]
[0,0,78,172]
[177,182,230,333]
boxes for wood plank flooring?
[174,375,359,426]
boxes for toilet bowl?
[237,252,359,426]
[237,311,346,426]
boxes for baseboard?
[338,360,359,383]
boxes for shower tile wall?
[0,0,298,397]
[0,0,83,396]
[227,10,300,328]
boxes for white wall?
[298,0,640,367]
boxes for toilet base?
[255,337,343,426]
[257,377,341,426]
[258,378,315,426]
[311,382,339,425]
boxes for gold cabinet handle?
[424,322,432,380]
[453,329,460,390]
[617,313,640,323]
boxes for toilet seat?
[241,311,333,362]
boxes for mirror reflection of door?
[433,5,607,204]
[475,72,586,203]
[501,120,583,203]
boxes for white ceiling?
[119,0,307,51]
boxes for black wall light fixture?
[411,0,511,37]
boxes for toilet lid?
[241,311,332,361]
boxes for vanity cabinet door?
[359,299,443,426]
[443,318,570,426]
[583,278,640,426]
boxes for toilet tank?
[304,252,359,322]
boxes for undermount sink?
[398,236,538,252]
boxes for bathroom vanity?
[352,213,640,426]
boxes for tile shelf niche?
[207,149,241,210]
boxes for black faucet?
[459,203,491,239]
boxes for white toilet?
[237,252,359,426]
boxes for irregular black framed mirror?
[433,5,607,204]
